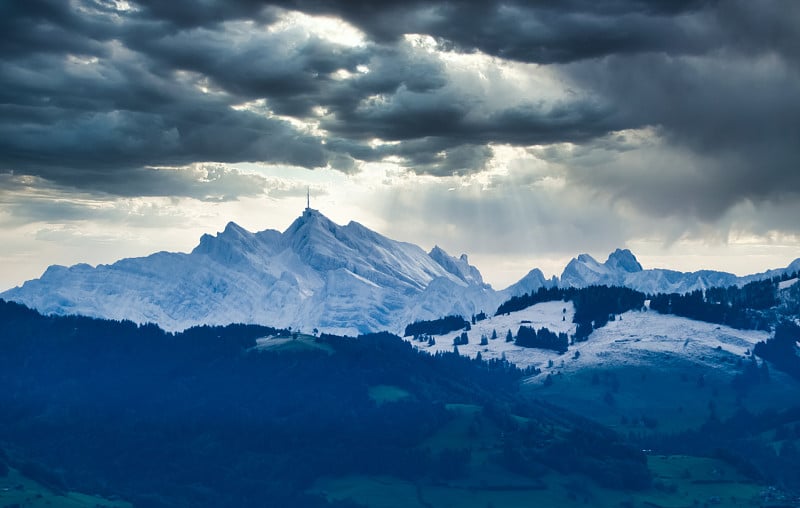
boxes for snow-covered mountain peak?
[605,248,643,273]
[561,249,643,288]
[429,245,448,258]
[2,208,501,334]
[193,221,252,248]
[192,220,277,265]
[575,253,599,265]
[223,220,248,235]
[500,267,555,298]
[281,209,351,272]
[428,245,486,287]
[283,208,338,241]
[560,253,610,287]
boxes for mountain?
[560,249,800,294]
[499,267,558,299]
[3,209,798,334]
[1,209,499,335]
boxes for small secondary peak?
[223,221,249,235]
[605,248,643,273]
[575,253,599,265]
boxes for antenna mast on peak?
[306,187,310,210]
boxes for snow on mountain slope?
[604,248,644,273]
[498,268,557,301]
[399,276,500,330]
[560,253,614,287]
[1,209,493,335]
[428,246,485,286]
[779,277,799,290]
[560,249,799,294]
[403,301,769,379]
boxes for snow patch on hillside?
[403,302,769,379]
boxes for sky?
[1,0,799,291]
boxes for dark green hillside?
[0,300,650,508]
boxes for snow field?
[403,301,769,377]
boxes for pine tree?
[505,329,513,342]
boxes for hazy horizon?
[2,203,797,292]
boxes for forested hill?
[648,272,799,330]
[493,272,799,336]
[0,299,650,508]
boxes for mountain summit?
[605,248,644,273]
[560,248,643,287]
[1,210,498,335]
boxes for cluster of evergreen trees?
[649,274,797,331]
[496,287,565,315]
[410,333,436,346]
[515,326,569,353]
[648,288,771,330]
[453,331,469,346]
[753,320,800,380]
[495,285,646,344]
[471,311,487,324]
[404,315,468,337]
[571,286,644,330]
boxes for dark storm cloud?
[123,21,372,117]
[274,0,713,62]
[297,0,800,219]
[0,164,268,204]
[386,141,495,177]
[2,0,798,221]
[0,2,107,58]
[3,0,633,187]
[0,11,329,193]
[131,0,278,29]
[556,46,800,220]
